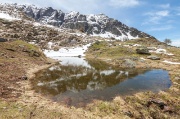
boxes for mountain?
[13,4,155,40]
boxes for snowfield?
[0,12,21,21]
[44,43,91,58]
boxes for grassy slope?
[0,40,47,98]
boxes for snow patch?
[92,32,138,40]
[44,43,91,58]
[162,60,180,65]
[0,12,21,21]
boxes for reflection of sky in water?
[33,58,172,107]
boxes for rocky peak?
[1,3,156,40]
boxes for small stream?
[32,57,171,107]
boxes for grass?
[86,41,141,59]
[0,100,63,119]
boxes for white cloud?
[156,10,169,16]
[158,3,170,9]
[143,10,169,24]
[145,10,169,17]
[174,7,180,16]
[148,25,173,31]
[109,0,140,8]
[0,0,102,14]
[0,0,141,14]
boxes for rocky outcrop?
[136,47,151,55]
[15,4,155,40]
[123,59,136,68]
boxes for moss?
[12,40,39,51]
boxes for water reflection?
[32,57,171,107]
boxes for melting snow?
[92,32,138,40]
[44,43,91,58]
[162,60,180,65]
[0,12,21,21]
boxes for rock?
[21,76,28,80]
[46,62,52,64]
[123,59,136,68]
[78,55,82,58]
[0,38,7,42]
[174,77,180,80]
[147,47,157,50]
[133,44,141,47]
[0,63,4,66]
[6,48,16,52]
[147,99,167,110]
[124,111,133,118]
[163,106,173,113]
[28,50,41,57]
[136,47,151,55]
[147,55,160,60]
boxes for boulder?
[136,47,151,55]
[147,55,160,60]
[123,59,136,68]
[21,75,28,80]
[0,38,7,42]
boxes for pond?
[32,57,172,107]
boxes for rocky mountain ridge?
[5,3,156,40]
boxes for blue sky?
[0,0,180,46]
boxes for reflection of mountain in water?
[32,58,171,107]
[33,64,138,95]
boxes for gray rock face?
[17,5,155,39]
[19,5,65,26]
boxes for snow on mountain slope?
[0,3,157,42]
[0,12,21,21]
[3,3,155,40]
